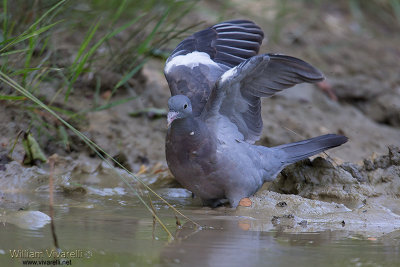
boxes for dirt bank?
[235,145,400,235]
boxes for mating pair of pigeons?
[164,20,347,208]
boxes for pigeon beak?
[167,111,179,127]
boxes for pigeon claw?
[239,197,252,207]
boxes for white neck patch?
[164,51,220,74]
[219,67,237,84]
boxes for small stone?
[389,145,400,165]
[276,201,287,207]
[113,152,132,171]
[374,155,391,169]
[135,155,150,165]
[298,220,308,227]
[0,152,11,171]
[363,159,375,171]
[341,162,366,182]
[271,216,280,225]
[283,214,294,219]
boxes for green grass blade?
[65,21,101,101]
[39,35,50,57]
[0,21,63,53]
[72,96,138,117]
[66,14,146,101]
[2,0,7,41]
[23,0,66,37]
[71,21,101,68]
[22,33,38,86]
[390,0,400,23]
[89,96,137,112]
[0,48,29,56]
[0,94,26,100]
[137,9,169,55]
[58,125,70,150]
[46,105,76,117]
[0,0,66,50]
[111,0,128,24]
[114,59,147,91]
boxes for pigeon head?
[167,95,193,127]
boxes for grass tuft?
[0,0,198,152]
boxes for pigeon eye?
[183,104,188,109]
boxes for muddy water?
[1,188,399,267]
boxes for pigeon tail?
[274,134,348,164]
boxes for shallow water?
[1,190,399,267]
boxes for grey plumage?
[273,134,348,164]
[165,20,348,208]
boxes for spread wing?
[202,54,325,143]
[164,20,264,116]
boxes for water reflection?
[1,192,400,267]
[162,217,400,267]
[163,218,273,266]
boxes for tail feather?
[274,134,348,164]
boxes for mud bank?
[236,146,400,235]
[1,146,399,236]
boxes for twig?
[48,155,60,249]
[7,130,23,159]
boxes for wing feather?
[164,20,264,116]
[202,54,324,143]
